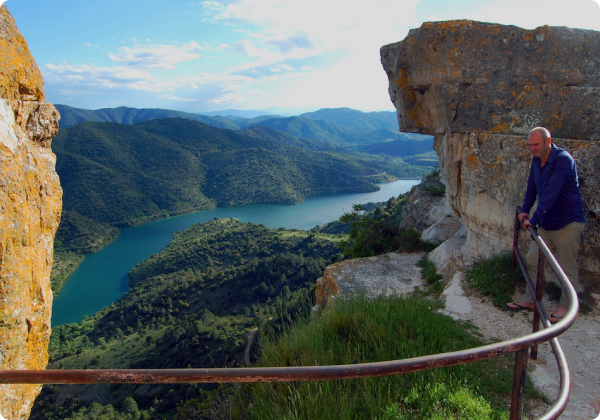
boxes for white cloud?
[44,63,245,94]
[108,42,204,69]
[160,95,200,102]
[195,0,419,110]
[83,42,102,50]
[419,0,600,32]
[208,94,245,105]
[46,63,155,82]
[204,0,418,55]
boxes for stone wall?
[0,5,62,419]
[381,20,600,290]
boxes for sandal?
[506,302,534,312]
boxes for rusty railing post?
[0,205,580,420]
[530,247,546,359]
[510,347,529,420]
[512,207,522,270]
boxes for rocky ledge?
[0,5,62,419]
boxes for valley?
[50,107,435,292]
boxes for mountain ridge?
[56,104,433,147]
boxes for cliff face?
[0,5,62,419]
[381,20,600,289]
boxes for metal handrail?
[0,207,577,419]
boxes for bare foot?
[550,305,568,323]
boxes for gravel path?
[442,273,600,420]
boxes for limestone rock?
[400,171,449,232]
[381,20,600,140]
[0,5,62,419]
[315,252,425,309]
[421,215,463,243]
[382,20,600,291]
[427,238,466,279]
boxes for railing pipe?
[0,207,579,420]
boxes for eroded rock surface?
[0,5,61,419]
[399,171,451,232]
[381,20,600,291]
[315,252,425,309]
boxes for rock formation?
[381,20,600,291]
[0,5,62,419]
[315,252,425,309]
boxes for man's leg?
[507,227,556,310]
[545,222,584,315]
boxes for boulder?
[400,170,450,232]
[315,252,425,309]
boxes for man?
[507,127,585,323]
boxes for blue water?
[52,179,420,326]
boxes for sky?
[4,0,600,114]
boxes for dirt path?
[442,272,600,420]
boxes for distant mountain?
[300,108,398,131]
[55,104,435,153]
[53,118,430,254]
[244,116,376,145]
[199,108,285,118]
[55,104,239,130]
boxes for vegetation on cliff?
[232,294,521,419]
[338,192,436,258]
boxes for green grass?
[465,253,524,308]
[233,294,521,419]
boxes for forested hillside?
[51,117,429,291]
[34,219,343,419]
[300,107,397,131]
[52,118,419,243]
[55,104,434,147]
[55,104,238,130]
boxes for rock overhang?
[381,20,600,291]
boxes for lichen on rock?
[381,20,600,291]
[0,4,62,419]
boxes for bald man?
[507,127,585,323]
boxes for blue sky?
[4,0,600,114]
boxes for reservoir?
[52,179,420,326]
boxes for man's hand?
[518,212,531,230]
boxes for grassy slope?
[235,294,518,419]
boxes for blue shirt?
[521,144,585,230]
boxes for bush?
[465,253,524,308]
